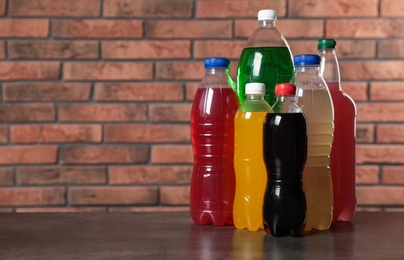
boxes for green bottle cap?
[318,39,336,49]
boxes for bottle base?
[190,210,233,227]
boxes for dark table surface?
[0,212,403,259]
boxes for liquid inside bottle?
[293,54,334,231]
[233,82,272,231]
[190,58,239,226]
[263,83,307,237]
[237,47,294,106]
[318,38,357,223]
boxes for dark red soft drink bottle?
[190,57,239,226]
[263,83,307,236]
[318,39,357,222]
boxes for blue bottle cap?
[204,57,230,68]
[294,54,321,66]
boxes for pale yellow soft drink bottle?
[292,54,334,231]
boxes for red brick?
[3,83,91,101]
[109,207,189,212]
[0,126,8,143]
[0,187,65,206]
[103,0,193,18]
[109,166,192,184]
[341,61,404,81]
[0,168,14,186]
[380,0,404,17]
[102,40,190,59]
[382,166,404,185]
[0,0,5,16]
[53,20,142,38]
[357,145,404,164]
[357,187,404,206]
[193,40,245,59]
[327,19,404,38]
[377,125,404,143]
[0,146,57,165]
[289,40,317,56]
[356,124,375,143]
[197,0,286,18]
[186,82,199,101]
[147,20,232,39]
[336,40,376,59]
[11,124,102,143]
[149,104,191,122]
[0,104,55,122]
[0,41,5,59]
[64,62,152,81]
[0,62,60,81]
[8,40,99,59]
[370,82,404,101]
[235,19,324,39]
[94,83,183,101]
[0,19,49,37]
[69,187,158,205]
[16,207,107,213]
[156,62,204,80]
[151,145,193,164]
[357,103,404,122]
[17,166,106,185]
[60,145,148,164]
[288,0,378,17]
[342,82,368,102]
[59,104,147,122]
[160,186,190,205]
[356,165,380,184]
[105,124,190,143]
[378,40,404,58]
[0,208,13,213]
[10,0,100,17]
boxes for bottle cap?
[245,82,266,95]
[204,57,230,68]
[294,54,321,66]
[258,9,277,21]
[317,39,337,49]
[275,83,296,96]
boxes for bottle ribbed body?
[294,65,334,231]
[190,62,239,226]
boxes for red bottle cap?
[275,83,296,96]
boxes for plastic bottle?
[233,82,272,231]
[236,9,294,106]
[318,39,357,223]
[263,83,308,237]
[292,54,334,231]
[190,57,239,226]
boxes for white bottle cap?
[246,83,266,95]
[258,9,277,21]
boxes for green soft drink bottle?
[237,9,294,106]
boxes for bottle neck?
[205,67,228,76]
[272,95,301,113]
[259,20,276,28]
[246,94,265,101]
[318,48,341,86]
[295,65,320,74]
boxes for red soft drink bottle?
[318,39,357,222]
[190,57,239,226]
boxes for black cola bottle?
[263,83,308,237]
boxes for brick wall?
[0,0,403,213]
